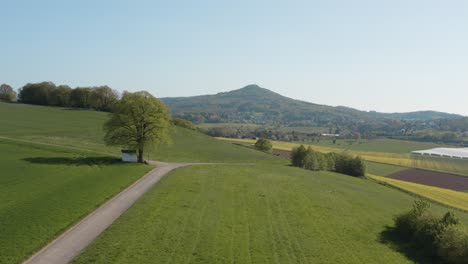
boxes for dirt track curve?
[23,161,208,264]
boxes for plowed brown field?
[388,169,468,191]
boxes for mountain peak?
[161,84,464,127]
[221,84,281,98]
[231,84,267,94]
[240,84,262,90]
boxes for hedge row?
[291,145,366,177]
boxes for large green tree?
[104,91,171,163]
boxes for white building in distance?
[411,148,468,159]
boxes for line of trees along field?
[291,145,366,177]
[14,82,119,112]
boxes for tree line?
[1,81,120,112]
[291,145,366,177]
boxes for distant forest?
[2,82,119,112]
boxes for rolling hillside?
[0,102,280,263]
[2,102,468,263]
[161,85,462,129]
[0,102,280,163]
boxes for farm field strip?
[368,174,468,211]
[218,136,447,154]
[387,169,468,192]
[196,122,262,129]
[365,162,408,176]
[362,155,468,177]
[218,138,468,176]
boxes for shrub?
[324,152,337,171]
[437,226,468,264]
[255,138,272,152]
[349,156,366,177]
[393,199,467,263]
[333,153,366,177]
[303,147,320,170]
[394,199,430,240]
[173,118,197,130]
[291,145,307,167]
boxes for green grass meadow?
[73,164,468,264]
[0,102,281,263]
[0,102,280,163]
[0,102,116,154]
[2,102,468,264]
[150,127,283,163]
[0,139,151,263]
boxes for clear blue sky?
[1,0,467,115]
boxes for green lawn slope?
[0,102,281,263]
[0,102,280,163]
[2,102,468,264]
[0,139,151,264]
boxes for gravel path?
[22,161,204,264]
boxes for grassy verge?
[0,140,151,263]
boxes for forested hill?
[161,85,462,128]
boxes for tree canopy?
[173,117,197,130]
[0,84,16,101]
[254,138,272,152]
[104,91,171,163]
[17,81,119,111]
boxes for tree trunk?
[138,148,144,163]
